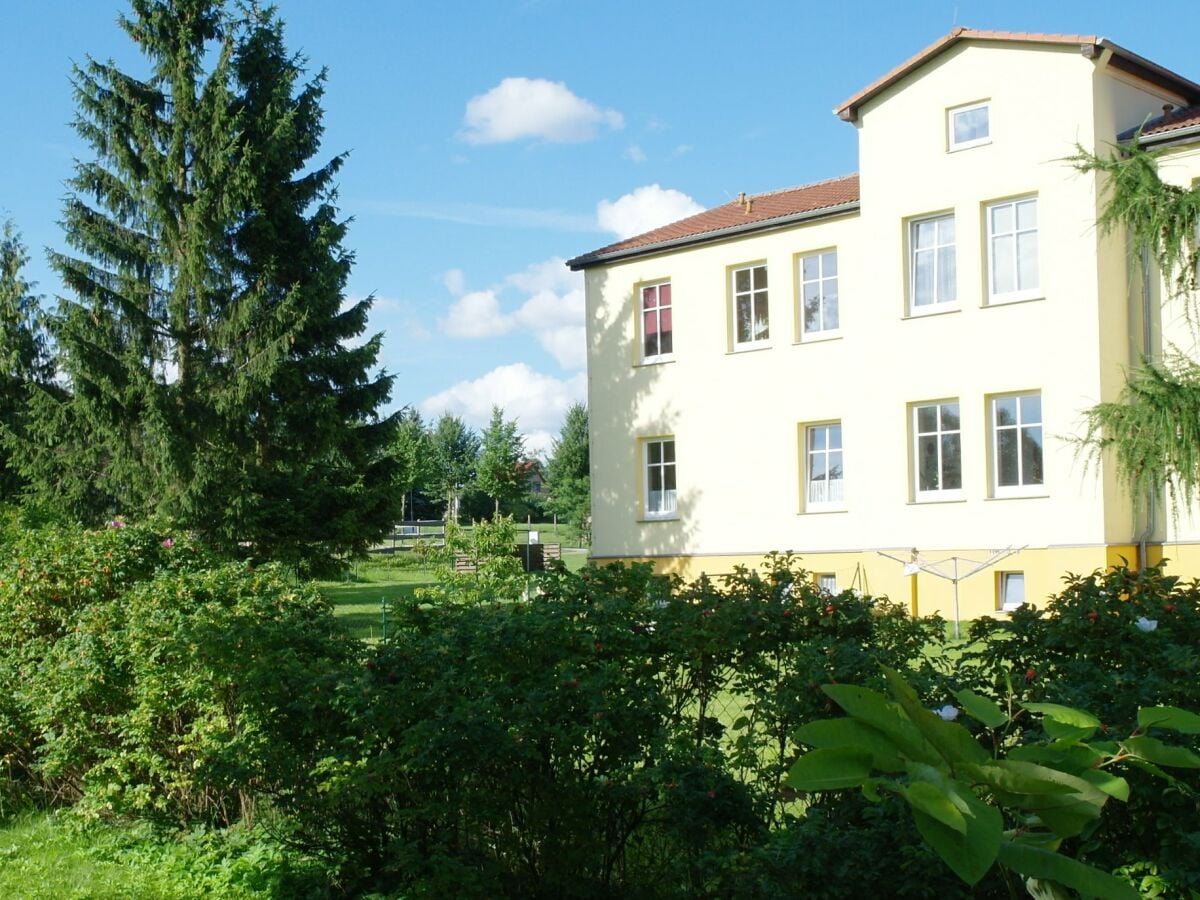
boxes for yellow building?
[566,29,1200,620]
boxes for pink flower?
[161,538,174,548]
[109,519,125,529]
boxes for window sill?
[902,306,960,321]
[634,357,676,369]
[908,496,967,505]
[796,332,842,346]
[800,507,848,515]
[639,515,679,524]
[984,293,1044,308]
[728,342,772,355]
[985,492,1049,501]
[948,138,992,153]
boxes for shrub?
[964,563,1200,894]
[281,555,948,897]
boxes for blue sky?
[3,0,1198,453]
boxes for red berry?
[1165,604,1177,614]
[707,790,717,799]
[593,642,603,651]
[1087,611,1099,622]
[825,604,835,614]
[782,610,793,618]
[1025,668,1037,681]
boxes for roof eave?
[1133,123,1200,150]
[566,200,861,271]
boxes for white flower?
[1135,617,1158,632]
[935,705,959,721]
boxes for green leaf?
[901,780,967,834]
[1042,718,1096,743]
[1138,705,1200,734]
[1075,768,1130,802]
[822,683,939,765]
[953,688,1008,728]
[785,747,874,791]
[998,842,1139,900]
[971,761,1106,838]
[1008,743,1104,772]
[795,717,905,772]
[1123,735,1200,768]
[911,779,1003,886]
[882,667,988,766]
[1021,702,1101,729]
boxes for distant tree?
[17,1,399,571]
[392,408,435,521]
[430,414,479,523]
[477,406,526,517]
[0,222,53,501]
[545,403,590,538]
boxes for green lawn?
[0,812,311,899]
[320,541,590,640]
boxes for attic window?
[948,101,990,151]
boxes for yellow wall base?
[591,544,1176,624]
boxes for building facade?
[567,29,1200,620]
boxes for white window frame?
[908,214,957,314]
[991,392,1045,498]
[817,573,838,595]
[912,401,963,501]
[731,264,770,349]
[986,197,1040,303]
[798,249,839,340]
[804,422,844,511]
[640,281,673,363]
[948,101,991,152]
[998,571,1026,612]
[642,437,677,519]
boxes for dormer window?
[948,101,990,151]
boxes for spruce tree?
[545,402,590,538]
[24,0,398,569]
[477,405,525,517]
[0,223,53,502]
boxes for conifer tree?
[545,402,590,538]
[21,0,398,570]
[0,223,53,502]
[477,405,525,517]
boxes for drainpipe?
[1136,245,1156,569]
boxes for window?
[643,438,677,518]
[948,101,990,151]
[909,215,956,311]
[732,264,769,347]
[987,198,1039,301]
[805,423,844,510]
[992,393,1043,495]
[799,250,839,338]
[998,572,1025,611]
[817,573,838,595]
[913,401,962,499]
[640,281,673,362]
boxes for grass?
[0,812,320,899]
[319,533,590,640]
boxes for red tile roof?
[1121,104,1200,142]
[567,174,860,269]
[836,28,1200,122]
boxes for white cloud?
[506,256,578,295]
[624,143,646,163]
[596,184,704,240]
[443,268,466,297]
[420,363,586,435]
[460,77,624,144]
[441,290,513,338]
[440,259,586,371]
